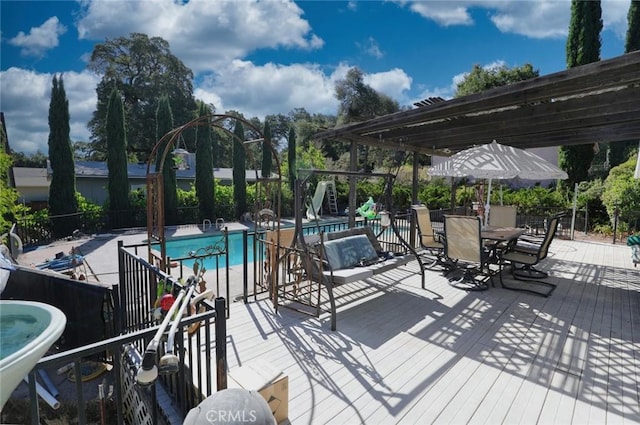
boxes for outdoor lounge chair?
[501,214,561,281]
[411,205,447,270]
[443,215,497,291]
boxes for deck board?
[202,239,640,424]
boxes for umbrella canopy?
[428,140,568,224]
[428,140,568,180]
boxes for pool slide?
[306,181,331,220]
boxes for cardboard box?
[228,360,289,424]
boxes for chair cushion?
[326,227,383,253]
[323,234,379,270]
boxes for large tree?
[155,95,178,225]
[48,75,78,237]
[560,0,602,187]
[334,67,400,169]
[88,33,195,162]
[627,0,640,52]
[195,102,214,221]
[454,63,538,97]
[232,120,247,219]
[105,88,130,218]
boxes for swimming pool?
[164,221,395,270]
[164,231,255,268]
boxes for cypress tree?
[155,95,178,225]
[106,88,130,225]
[626,0,640,52]
[195,102,214,221]
[261,121,273,178]
[48,75,78,237]
[288,126,297,194]
[232,120,247,219]
[610,0,640,167]
[560,0,601,188]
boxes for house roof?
[14,162,262,186]
[74,161,257,182]
[11,167,49,188]
[313,51,640,157]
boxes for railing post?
[215,297,227,391]
[242,230,248,304]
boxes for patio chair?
[443,215,497,291]
[501,214,561,280]
[411,205,447,270]
[488,205,517,228]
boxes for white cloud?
[489,1,569,39]
[401,0,630,39]
[8,16,67,57]
[409,1,473,26]
[602,0,633,38]
[195,61,338,119]
[76,0,323,73]
[364,68,413,101]
[1,68,98,154]
[358,37,384,59]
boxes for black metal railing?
[22,300,225,425]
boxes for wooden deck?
[219,239,640,424]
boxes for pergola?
[313,51,640,225]
[314,50,640,156]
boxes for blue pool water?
[164,223,393,270]
[165,232,255,268]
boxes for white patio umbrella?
[428,140,568,224]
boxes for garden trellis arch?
[146,113,282,271]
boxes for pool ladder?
[202,219,212,231]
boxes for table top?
[481,226,527,242]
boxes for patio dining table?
[481,226,527,243]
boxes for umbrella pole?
[484,178,492,226]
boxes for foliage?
[106,88,130,214]
[562,0,602,189]
[601,154,640,230]
[576,179,609,227]
[232,120,247,219]
[0,134,20,234]
[155,95,178,225]
[214,183,235,219]
[417,178,453,210]
[87,33,195,161]
[627,0,640,52]
[262,120,273,177]
[287,126,297,194]
[335,67,399,125]
[10,151,47,167]
[334,67,399,169]
[195,102,215,221]
[48,75,78,237]
[454,63,539,97]
[297,144,326,171]
[75,192,103,232]
[355,179,385,207]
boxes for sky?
[0,0,633,155]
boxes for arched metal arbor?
[146,114,282,271]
